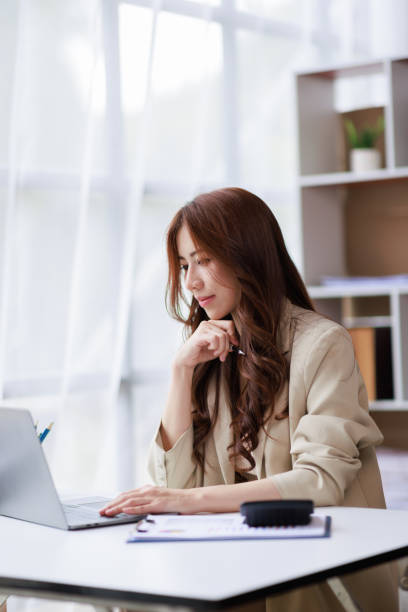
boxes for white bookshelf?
[298,166,408,187]
[309,285,408,299]
[295,57,408,412]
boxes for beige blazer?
[149,302,386,509]
[148,302,398,611]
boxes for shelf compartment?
[310,294,406,404]
[301,181,408,287]
[296,62,387,176]
[348,326,394,402]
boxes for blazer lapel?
[277,298,294,357]
[252,425,267,479]
[210,300,295,483]
[210,377,236,484]
[253,301,292,475]
[252,379,289,478]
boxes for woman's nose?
[185,265,202,292]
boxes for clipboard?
[126,512,331,542]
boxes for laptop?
[0,407,146,530]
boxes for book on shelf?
[375,327,394,400]
[348,327,394,402]
[349,328,376,401]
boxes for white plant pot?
[350,148,381,173]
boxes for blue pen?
[39,422,54,443]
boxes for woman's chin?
[204,307,229,320]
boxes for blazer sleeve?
[146,423,200,489]
[270,325,384,506]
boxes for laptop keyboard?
[63,501,130,525]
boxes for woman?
[101,188,397,610]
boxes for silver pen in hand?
[230,344,246,356]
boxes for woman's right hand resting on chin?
[159,319,240,452]
[174,319,240,369]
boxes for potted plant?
[344,115,385,172]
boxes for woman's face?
[177,224,241,320]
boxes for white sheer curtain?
[0,0,143,493]
[0,0,221,496]
[1,0,120,493]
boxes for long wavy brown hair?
[166,188,314,472]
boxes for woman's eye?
[196,258,210,266]
[180,264,188,274]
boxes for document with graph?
[127,512,331,542]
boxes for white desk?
[1,507,408,611]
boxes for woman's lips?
[198,295,215,307]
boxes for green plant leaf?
[374,115,385,139]
[344,119,358,148]
[360,129,374,148]
[344,114,385,148]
